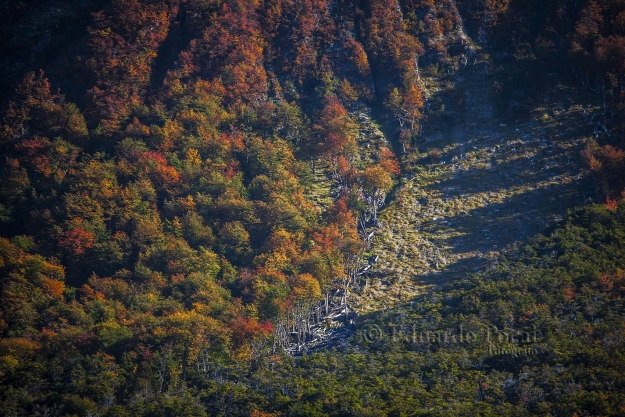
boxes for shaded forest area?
[1,0,625,415]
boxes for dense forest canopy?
[1,0,625,415]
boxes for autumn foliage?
[6,0,624,414]
[0,0,412,406]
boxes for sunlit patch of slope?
[355,50,596,313]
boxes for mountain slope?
[2,0,625,416]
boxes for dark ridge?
[149,2,191,94]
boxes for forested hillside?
[1,0,625,415]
